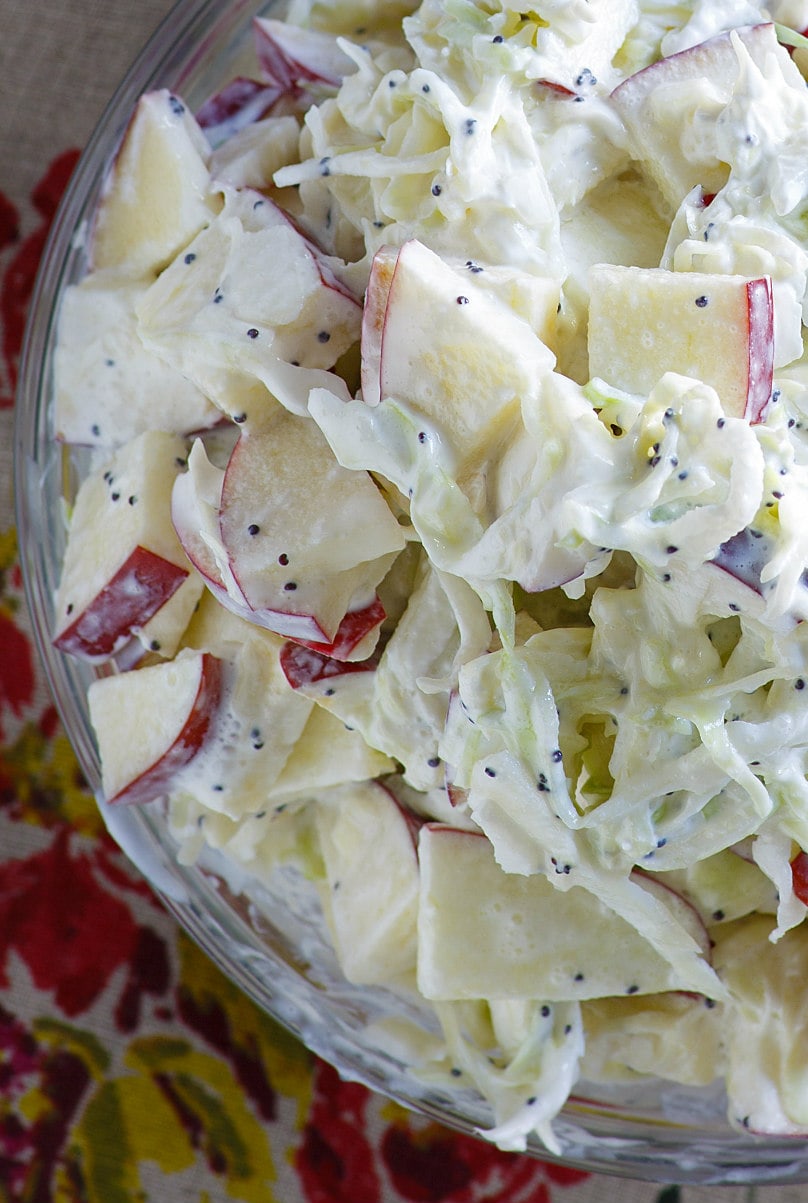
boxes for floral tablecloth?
[2,2,808,1201]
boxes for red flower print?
[0,147,80,408]
[381,1119,587,1203]
[0,609,35,740]
[0,824,145,1017]
[296,1060,381,1203]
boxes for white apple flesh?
[588,264,774,421]
[88,649,225,806]
[315,780,421,985]
[53,272,219,447]
[417,825,713,1001]
[90,89,219,279]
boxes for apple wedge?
[53,271,219,446]
[360,240,555,460]
[218,407,405,643]
[54,431,203,662]
[417,825,712,1002]
[611,24,801,212]
[587,264,774,421]
[88,650,225,806]
[315,781,421,985]
[90,89,219,278]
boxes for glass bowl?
[14,0,808,1185]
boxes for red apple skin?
[791,851,808,905]
[293,596,385,660]
[195,77,283,142]
[711,527,769,596]
[279,640,376,690]
[745,276,774,423]
[106,652,225,806]
[53,547,189,660]
[253,17,349,90]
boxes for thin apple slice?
[54,431,203,662]
[587,263,774,421]
[173,439,389,657]
[218,407,405,642]
[360,240,555,460]
[88,650,225,805]
[417,825,713,1002]
[196,78,283,146]
[611,24,801,212]
[53,272,219,446]
[315,781,421,985]
[90,89,219,278]
[253,17,357,91]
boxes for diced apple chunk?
[218,408,405,642]
[417,825,711,1001]
[89,650,224,805]
[54,431,203,662]
[587,263,774,420]
[361,240,555,460]
[315,781,420,984]
[91,89,220,278]
[53,272,219,446]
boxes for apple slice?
[417,825,713,1001]
[88,650,224,805]
[54,431,203,662]
[253,17,357,91]
[136,185,362,376]
[90,89,219,278]
[208,114,300,191]
[53,271,219,446]
[360,240,555,459]
[196,78,283,146]
[172,439,389,657]
[218,407,405,643]
[587,263,774,421]
[611,24,801,212]
[315,781,421,985]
